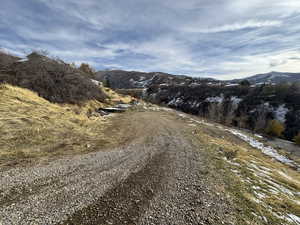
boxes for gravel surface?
[0,112,233,225]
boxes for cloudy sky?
[1,0,300,79]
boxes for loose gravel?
[0,112,233,225]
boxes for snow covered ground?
[226,129,299,169]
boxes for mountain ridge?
[95,70,300,90]
[231,71,300,84]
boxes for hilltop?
[231,71,300,85]
[95,69,300,90]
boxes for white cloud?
[0,47,24,57]
[184,20,282,33]
[228,0,300,16]
[217,49,300,79]
[2,0,300,78]
[51,47,117,59]
[96,37,204,73]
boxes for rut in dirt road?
[0,112,233,225]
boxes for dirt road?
[0,111,233,225]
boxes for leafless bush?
[0,52,107,104]
[0,50,20,70]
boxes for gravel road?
[0,111,233,225]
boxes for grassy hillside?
[0,84,133,168]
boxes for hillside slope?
[0,52,107,104]
[95,70,300,90]
[0,83,134,167]
[231,71,300,84]
[95,70,218,89]
[0,51,20,68]
[145,82,300,142]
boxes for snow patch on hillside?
[168,98,184,107]
[227,129,298,168]
[90,79,101,86]
[17,58,28,62]
[175,108,298,169]
[275,104,288,123]
[230,96,242,105]
[130,75,156,88]
[206,94,224,103]
[287,214,300,224]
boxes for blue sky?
[1,0,300,79]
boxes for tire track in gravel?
[61,150,168,225]
[0,111,234,225]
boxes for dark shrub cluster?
[0,50,20,69]
[145,82,300,142]
[294,133,300,146]
[0,52,107,104]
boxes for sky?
[1,0,300,79]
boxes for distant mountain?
[96,70,300,89]
[95,69,300,142]
[231,71,300,85]
[95,70,218,89]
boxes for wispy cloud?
[1,0,300,78]
[184,20,282,33]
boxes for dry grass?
[0,84,133,167]
[190,120,300,225]
[103,87,135,104]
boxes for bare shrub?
[0,52,107,104]
[78,63,96,78]
[0,50,20,70]
[294,133,300,146]
[265,120,285,137]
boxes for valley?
[0,52,299,225]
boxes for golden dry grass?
[0,84,133,167]
[103,87,135,104]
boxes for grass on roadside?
[192,121,300,225]
[0,84,133,167]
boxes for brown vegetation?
[0,81,136,167]
[78,63,96,78]
[0,50,20,69]
[0,52,107,104]
[294,133,300,146]
[0,84,106,166]
[265,120,285,137]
